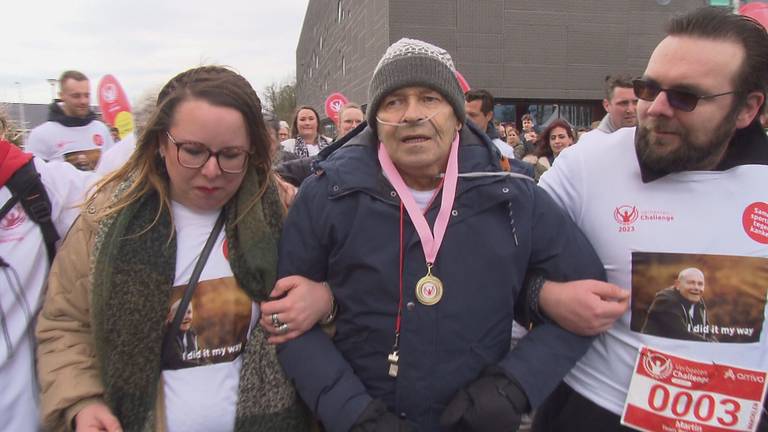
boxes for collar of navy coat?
[313,121,534,217]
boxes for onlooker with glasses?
[35,66,320,432]
[278,121,291,142]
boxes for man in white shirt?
[533,7,768,431]
[25,70,114,171]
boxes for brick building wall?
[297,0,708,124]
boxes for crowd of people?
[2,6,768,432]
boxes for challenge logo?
[643,352,673,380]
[0,206,26,230]
[93,133,104,146]
[614,205,638,225]
[613,205,675,232]
[103,83,118,103]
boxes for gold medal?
[415,264,443,305]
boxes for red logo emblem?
[642,352,673,380]
[222,238,229,260]
[103,83,118,102]
[614,205,638,225]
[93,133,104,146]
[0,206,26,230]
[742,202,768,244]
[324,92,349,123]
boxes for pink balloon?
[740,2,768,29]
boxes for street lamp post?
[47,78,58,101]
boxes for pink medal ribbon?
[378,132,460,305]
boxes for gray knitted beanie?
[367,38,465,131]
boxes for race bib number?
[621,346,767,432]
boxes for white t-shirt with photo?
[162,202,259,432]
[539,127,768,415]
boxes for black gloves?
[350,399,417,432]
[440,367,530,432]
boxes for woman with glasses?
[281,105,331,157]
[35,66,319,432]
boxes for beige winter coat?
[36,190,116,431]
[35,176,297,431]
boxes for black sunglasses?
[632,79,737,112]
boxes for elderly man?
[641,268,714,341]
[533,7,768,431]
[275,38,610,432]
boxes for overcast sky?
[0,0,310,106]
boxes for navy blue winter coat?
[277,123,604,431]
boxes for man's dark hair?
[667,6,768,110]
[58,70,88,86]
[603,74,634,100]
[465,89,494,115]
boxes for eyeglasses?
[166,132,251,174]
[633,79,737,112]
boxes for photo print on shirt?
[161,277,252,370]
[63,149,102,171]
[630,252,768,344]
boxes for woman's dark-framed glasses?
[632,79,736,113]
[166,132,250,174]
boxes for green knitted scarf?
[90,168,310,431]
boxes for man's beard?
[635,105,740,173]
